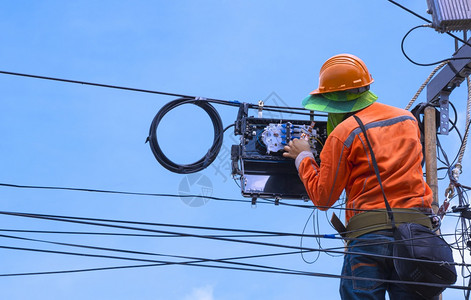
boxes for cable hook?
[258,100,264,118]
[438,186,454,219]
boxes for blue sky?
[0,1,469,299]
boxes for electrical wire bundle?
[1,209,471,294]
[146,97,224,174]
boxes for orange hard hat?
[310,54,374,95]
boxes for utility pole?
[425,33,471,300]
[426,37,471,208]
[424,106,439,214]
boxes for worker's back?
[330,102,433,221]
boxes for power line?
[1,260,466,291]
[0,70,323,118]
[387,0,471,47]
[0,210,336,238]
[0,240,468,291]
[6,181,457,213]
[0,182,312,209]
[0,212,459,260]
[0,229,282,238]
[0,66,329,119]
[0,210,465,267]
[1,209,450,241]
[0,70,199,99]
[0,233,308,274]
[387,0,431,23]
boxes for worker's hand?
[283,138,311,159]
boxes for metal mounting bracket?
[258,100,264,118]
[438,91,450,135]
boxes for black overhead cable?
[0,69,328,118]
[0,182,253,204]
[0,234,465,292]
[0,234,462,289]
[0,182,312,209]
[401,24,471,66]
[388,1,471,67]
[0,241,468,291]
[0,209,448,240]
[1,261,467,292]
[1,210,465,267]
[0,234,310,274]
[6,181,460,214]
[386,0,431,22]
[387,0,471,47]
[0,229,282,239]
[0,250,317,278]
[0,217,459,259]
[0,262,161,277]
[0,244,316,277]
[0,210,334,239]
[0,70,198,99]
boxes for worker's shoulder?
[359,102,413,120]
[331,102,416,143]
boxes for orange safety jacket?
[295,102,433,223]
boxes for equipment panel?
[231,115,327,200]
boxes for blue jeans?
[340,232,437,300]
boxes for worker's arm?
[284,137,349,210]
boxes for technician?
[283,54,434,299]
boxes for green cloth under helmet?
[302,90,378,114]
[327,112,346,135]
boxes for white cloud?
[184,285,214,300]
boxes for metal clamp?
[438,186,453,219]
[451,163,462,182]
[251,196,257,207]
[258,100,264,118]
[438,91,450,135]
[445,183,455,200]
[275,196,281,206]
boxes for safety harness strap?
[353,115,396,227]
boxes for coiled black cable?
[401,24,471,67]
[147,97,223,174]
